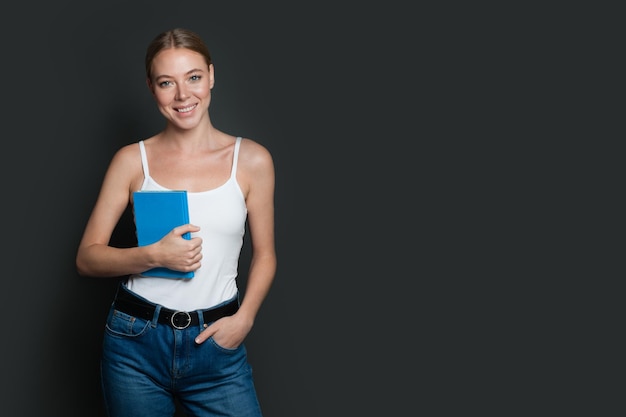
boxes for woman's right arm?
[76,144,202,278]
[76,144,151,277]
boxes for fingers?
[176,223,201,236]
[160,224,202,272]
[195,323,213,344]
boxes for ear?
[146,78,155,96]
[209,64,215,89]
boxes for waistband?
[113,286,239,330]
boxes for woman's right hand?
[155,224,202,273]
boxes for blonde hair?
[145,28,213,80]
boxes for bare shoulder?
[107,142,142,170]
[236,138,275,197]
[104,142,144,189]
[238,137,274,171]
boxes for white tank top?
[125,137,247,311]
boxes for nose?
[176,85,189,100]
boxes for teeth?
[177,105,196,113]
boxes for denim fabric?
[100,291,262,417]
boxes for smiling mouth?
[176,104,197,113]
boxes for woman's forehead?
[152,48,208,74]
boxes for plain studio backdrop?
[0,1,505,416]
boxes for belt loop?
[197,310,206,329]
[112,284,122,308]
[151,305,162,328]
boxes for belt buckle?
[170,311,192,329]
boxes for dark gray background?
[0,1,474,416]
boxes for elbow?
[75,251,92,277]
[75,258,88,277]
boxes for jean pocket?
[105,308,151,338]
[208,336,241,354]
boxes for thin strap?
[231,137,242,178]
[138,140,150,178]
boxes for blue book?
[132,190,194,279]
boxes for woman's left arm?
[236,139,277,327]
[195,138,277,346]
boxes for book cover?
[132,190,194,279]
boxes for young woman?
[76,28,276,417]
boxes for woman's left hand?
[194,313,252,348]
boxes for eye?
[190,75,202,81]
[158,80,173,88]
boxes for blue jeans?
[101,288,262,417]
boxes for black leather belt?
[114,286,239,330]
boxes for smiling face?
[147,47,215,130]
